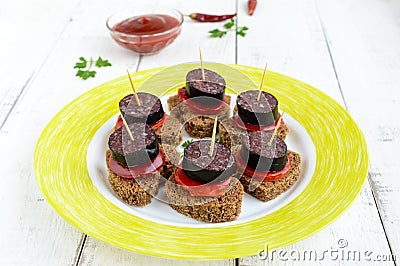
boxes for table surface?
[1,0,399,265]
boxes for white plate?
[87,94,316,228]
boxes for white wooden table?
[1,0,398,265]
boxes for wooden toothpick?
[199,47,205,80]
[121,114,134,141]
[126,69,141,106]
[209,116,218,157]
[268,111,285,146]
[257,62,268,101]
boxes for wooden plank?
[0,0,87,264]
[316,0,400,260]
[239,186,395,266]
[0,0,140,265]
[0,0,81,127]
[236,0,394,265]
[78,237,234,266]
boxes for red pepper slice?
[188,13,237,22]
[115,114,167,131]
[235,151,291,181]
[248,0,257,16]
[232,113,284,132]
[174,167,231,197]
[108,150,165,178]
[177,87,228,115]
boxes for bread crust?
[218,118,289,155]
[167,94,231,138]
[239,150,301,202]
[106,150,161,206]
[165,174,244,223]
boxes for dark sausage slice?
[182,140,235,183]
[185,69,226,106]
[119,92,165,125]
[236,90,278,126]
[241,131,287,172]
[108,122,159,167]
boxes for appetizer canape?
[165,140,244,223]
[167,68,231,138]
[219,90,289,153]
[116,92,168,140]
[115,92,182,179]
[106,122,165,206]
[235,131,301,202]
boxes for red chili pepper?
[188,13,236,22]
[248,0,257,16]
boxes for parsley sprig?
[209,19,249,38]
[181,139,194,148]
[74,56,112,80]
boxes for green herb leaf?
[74,57,87,69]
[181,139,194,148]
[209,19,248,39]
[74,56,112,80]
[95,57,112,68]
[223,19,235,29]
[236,26,249,37]
[209,29,227,38]
[76,70,96,80]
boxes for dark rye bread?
[167,94,231,139]
[239,150,301,202]
[167,94,231,116]
[165,174,244,223]
[156,115,182,146]
[159,143,180,179]
[167,94,182,115]
[218,118,289,155]
[155,116,182,179]
[184,116,220,139]
[106,150,161,206]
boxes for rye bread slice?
[167,94,231,138]
[156,115,182,146]
[239,150,301,202]
[164,174,244,223]
[159,143,180,180]
[218,118,289,154]
[106,150,161,206]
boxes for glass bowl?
[106,7,183,55]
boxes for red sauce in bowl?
[110,14,182,54]
[113,14,180,35]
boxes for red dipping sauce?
[107,10,183,55]
[114,14,180,35]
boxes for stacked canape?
[219,90,289,154]
[167,68,231,138]
[235,131,301,201]
[116,92,167,140]
[106,122,165,206]
[116,92,182,179]
[165,140,244,223]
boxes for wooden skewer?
[121,114,134,141]
[209,116,218,157]
[268,111,285,146]
[257,62,268,101]
[126,69,141,106]
[199,47,205,80]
